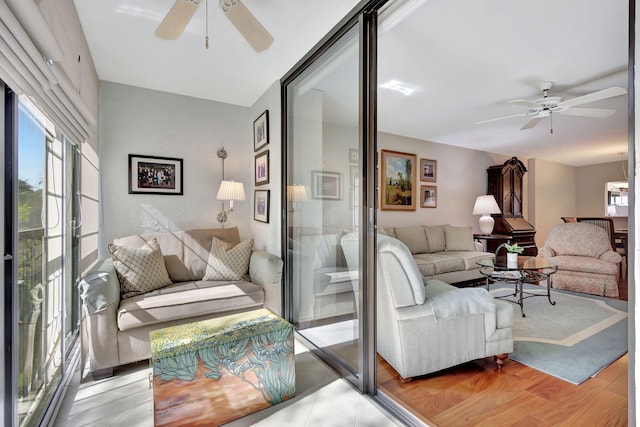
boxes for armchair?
[341,233,513,381]
[537,222,621,297]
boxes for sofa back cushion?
[298,233,347,269]
[113,228,241,282]
[424,225,446,253]
[394,226,428,254]
[545,222,612,258]
[444,225,475,251]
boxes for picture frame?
[254,150,269,186]
[253,110,269,152]
[420,158,437,182]
[421,185,437,208]
[254,190,270,223]
[380,149,416,210]
[349,148,359,164]
[128,154,183,195]
[312,170,341,200]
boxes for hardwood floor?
[377,275,630,427]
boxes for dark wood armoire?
[486,157,538,256]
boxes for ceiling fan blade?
[559,107,616,118]
[220,0,273,52]
[474,112,527,125]
[520,116,543,130]
[155,0,202,40]
[558,87,627,108]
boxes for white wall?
[529,158,577,246]
[576,160,628,222]
[377,132,513,231]
[99,82,253,254]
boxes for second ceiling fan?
[155,0,273,52]
[475,81,627,133]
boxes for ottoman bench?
[150,308,295,426]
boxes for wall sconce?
[472,195,501,235]
[217,180,245,224]
[216,147,245,226]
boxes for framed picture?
[254,190,270,223]
[420,158,437,182]
[349,148,359,164]
[254,150,269,186]
[253,110,269,152]
[312,170,341,200]
[380,149,416,210]
[128,154,183,195]
[421,185,437,208]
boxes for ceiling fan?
[155,0,273,52]
[475,81,627,133]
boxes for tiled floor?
[53,340,402,427]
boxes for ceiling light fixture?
[380,79,416,96]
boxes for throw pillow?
[444,225,475,251]
[203,237,254,281]
[108,238,172,299]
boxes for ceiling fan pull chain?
[550,112,553,134]
[205,0,209,49]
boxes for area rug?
[490,283,628,384]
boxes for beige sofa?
[381,224,495,286]
[79,227,283,379]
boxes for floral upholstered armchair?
[537,222,621,297]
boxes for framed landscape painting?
[380,150,416,210]
[128,154,183,195]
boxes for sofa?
[537,222,621,297]
[79,227,283,379]
[341,233,513,380]
[381,224,495,286]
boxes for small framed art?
[420,158,437,182]
[421,185,437,208]
[253,110,269,152]
[312,171,341,200]
[254,190,270,223]
[128,154,183,195]
[255,150,269,186]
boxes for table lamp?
[472,195,501,235]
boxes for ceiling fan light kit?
[155,0,273,52]
[475,80,627,134]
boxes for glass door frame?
[280,0,386,394]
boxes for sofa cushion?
[424,225,446,253]
[552,255,618,275]
[203,238,253,281]
[113,228,242,282]
[445,251,495,270]
[108,238,172,299]
[413,253,465,276]
[117,280,264,331]
[298,234,347,269]
[445,225,475,251]
[394,226,428,254]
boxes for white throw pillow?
[203,237,254,281]
[108,238,172,299]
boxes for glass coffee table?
[477,257,558,317]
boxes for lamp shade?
[216,180,245,201]
[287,184,308,202]
[472,195,501,215]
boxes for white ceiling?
[73,0,629,167]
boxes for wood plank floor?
[377,275,629,427]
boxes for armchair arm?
[249,251,284,315]
[537,246,555,258]
[78,258,121,375]
[599,250,622,263]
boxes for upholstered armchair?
[341,233,513,381]
[537,222,622,297]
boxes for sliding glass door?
[7,94,81,427]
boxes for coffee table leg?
[518,279,526,317]
[545,273,556,306]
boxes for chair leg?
[495,354,508,369]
